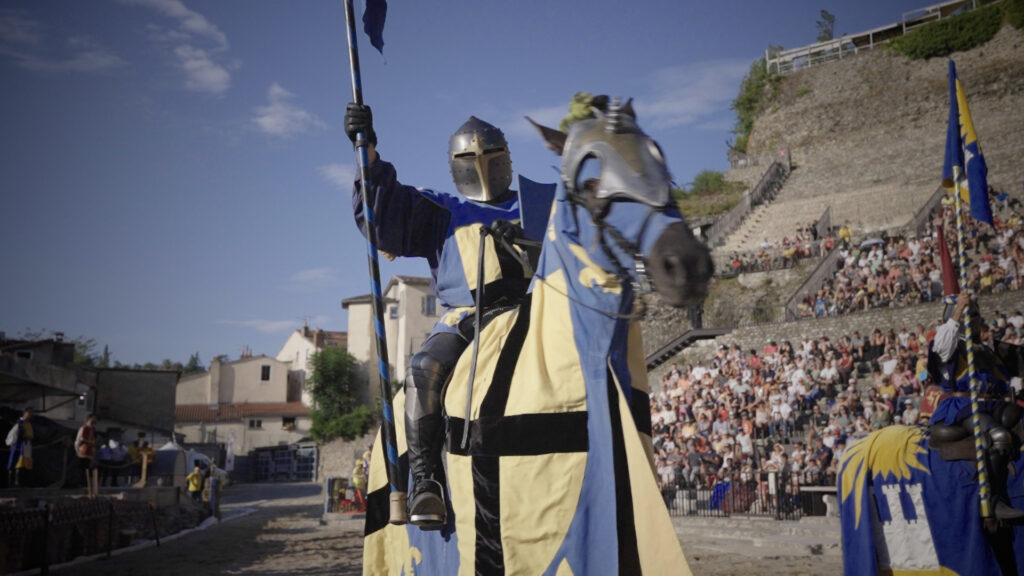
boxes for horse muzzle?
[646,222,713,308]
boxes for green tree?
[183,352,205,374]
[816,9,836,42]
[307,347,376,442]
[730,59,770,154]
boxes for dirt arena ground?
[53,483,840,576]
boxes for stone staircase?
[718,176,935,254]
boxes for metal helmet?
[448,116,512,203]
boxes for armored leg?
[406,331,468,530]
[988,424,1024,521]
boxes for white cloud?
[0,12,126,73]
[501,103,567,138]
[0,10,42,46]
[638,60,750,130]
[217,318,299,334]
[218,314,332,334]
[174,44,230,94]
[501,60,748,140]
[253,83,325,137]
[318,163,356,189]
[286,267,341,292]
[120,0,227,50]
[122,0,232,95]
[694,117,736,132]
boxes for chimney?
[209,355,222,405]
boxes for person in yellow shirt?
[186,465,203,503]
[352,459,368,511]
[838,223,852,247]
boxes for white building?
[342,275,438,383]
[275,324,347,406]
[174,354,310,456]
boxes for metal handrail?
[783,246,844,320]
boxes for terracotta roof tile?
[175,402,311,422]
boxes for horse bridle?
[568,193,664,299]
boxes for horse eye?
[647,140,665,163]
[575,155,602,193]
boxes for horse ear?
[525,116,567,156]
[621,98,636,121]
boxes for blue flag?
[362,0,387,55]
[941,59,991,225]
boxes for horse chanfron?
[530,97,713,309]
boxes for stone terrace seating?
[718,177,934,255]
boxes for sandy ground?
[53,483,840,576]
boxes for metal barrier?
[764,0,989,75]
[0,498,162,574]
[663,471,823,520]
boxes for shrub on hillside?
[675,171,746,218]
[731,59,772,154]
[888,2,1004,60]
[691,170,726,194]
[1008,0,1024,29]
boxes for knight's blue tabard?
[927,339,1011,425]
[353,159,530,335]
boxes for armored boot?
[405,333,466,530]
[406,384,447,530]
[988,426,1024,522]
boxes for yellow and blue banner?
[941,59,991,226]
[837,426,1024,575]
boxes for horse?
[362,101,713,575]
[837,424,1024,575]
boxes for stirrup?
[409,478,447,530]
[994,498,1024,522]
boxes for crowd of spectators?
[650,310,1024,510]
[796,198,1024,319]
[727,221,832,274]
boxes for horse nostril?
[662,254,678,276]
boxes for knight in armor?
[345,103,531,530]
[928,292,1024,521]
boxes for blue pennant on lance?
[363,0,387,55]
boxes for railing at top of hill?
[707,159,791,249]
[765,0,999,75]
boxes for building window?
[248,419,262,429]
[261,365,271,381]
[282,417,296,431]
[389,306,398,319]
[421,295,437,317]
[15,351,32,359]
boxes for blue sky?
[0,0,927,365]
